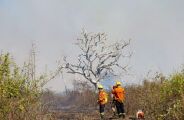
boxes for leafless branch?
[59,30,131,88]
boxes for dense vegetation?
[124,71,184,120]
[0,53,52,120]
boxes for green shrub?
[159,73,184,120]
[0,53,51,120]
[125,71,184,120]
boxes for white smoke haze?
[0,0,184,92]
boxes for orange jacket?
[112,86,125,102]
[98,90,108,105]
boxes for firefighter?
[112,81,125,118]
[97,84,108,119]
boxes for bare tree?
[59,30,131,89]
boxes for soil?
[52,111,132,120]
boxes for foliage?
[0,53,52,120]
[125,71,184,120]
[159,72,184,120]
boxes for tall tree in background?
[60,30,131,89]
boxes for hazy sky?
[0,0,184,92]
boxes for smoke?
[0,0,184,91]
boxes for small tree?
[60,30,131,89]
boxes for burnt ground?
[54,112,131,120]
[51,110,133,120]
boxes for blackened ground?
[51,110,132,120]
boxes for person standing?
[97,84,108,119]
[111,85,117,116]
[112,81,125,118]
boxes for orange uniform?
[98,90,108,105]
[112,86,125,103]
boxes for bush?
[0,53,51,120]
[125,71,184,120]
[159,73,184,120]
[125,79,163,119]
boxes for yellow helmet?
[116,81,121,86]
[98,84,103,89]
